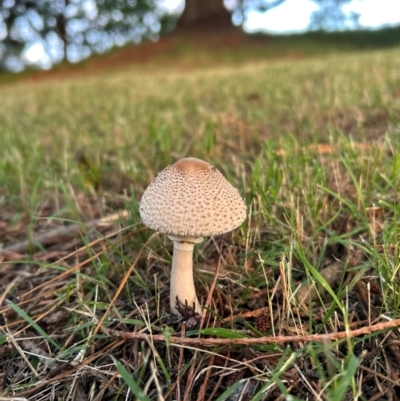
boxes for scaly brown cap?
[139,158,246,237]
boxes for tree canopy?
[0,0,359,71]
[0,0,176,70]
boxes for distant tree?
[176,0,287,31]
[0,0,168,70]
[176,0,361,32]
[309,0,360,30]
[176,0,231,30]
[0,0,60,69]
[0,0,362,71]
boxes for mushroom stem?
[170,240,201,316]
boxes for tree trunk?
[56,0,69,62]
[176,0,233,33]
[56,14,68,61]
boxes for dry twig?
[119,317,400,346]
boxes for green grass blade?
[331,354,359,401]
[214,380,244,401]
[112,357,151,401]
[7,300,61,350]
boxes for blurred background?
[0,0,399,72]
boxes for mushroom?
[139,157,247,316]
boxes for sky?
[245,0,400,33]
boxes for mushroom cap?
[139,158,247,237]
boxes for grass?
[1,34,400,400]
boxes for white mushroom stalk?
[168,235,203,315]
[139,157,247,318]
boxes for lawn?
[1,36,400,400]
